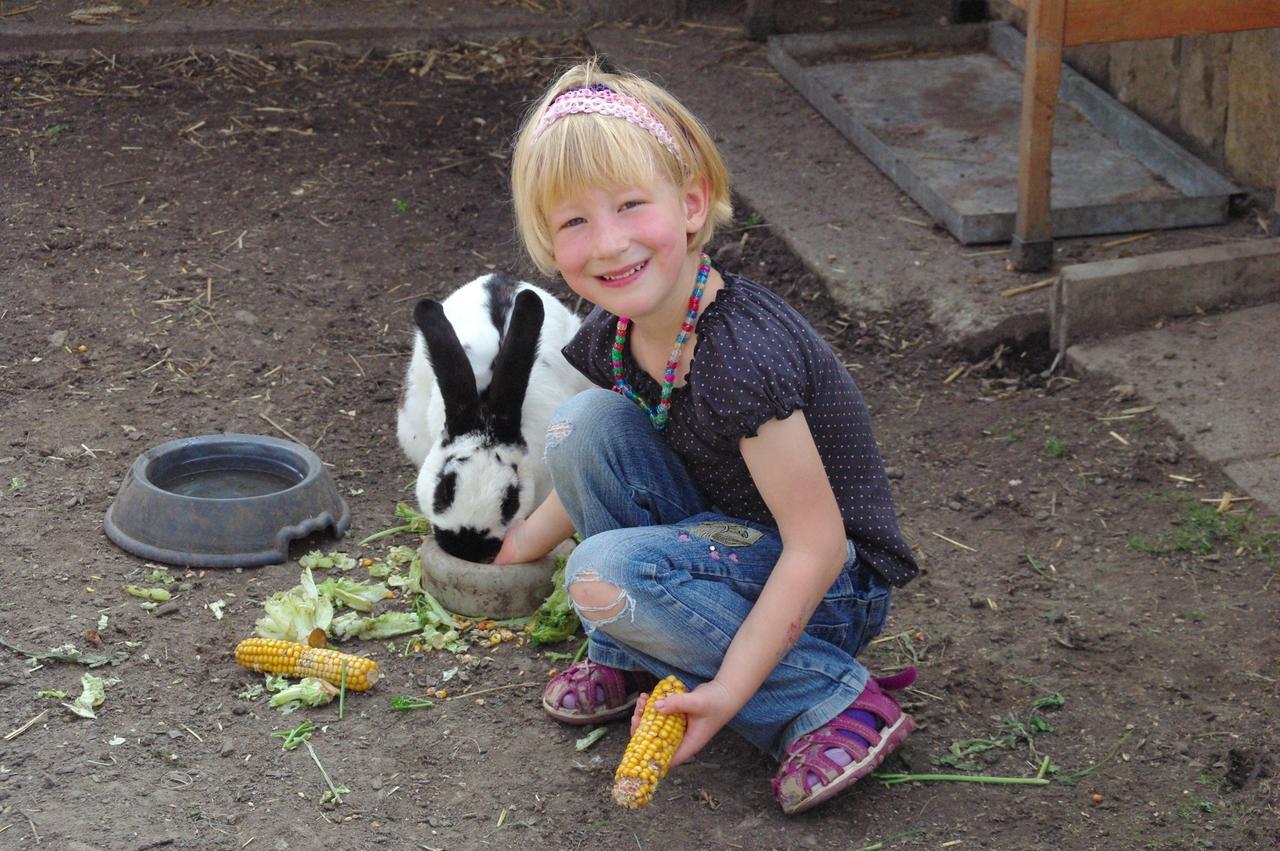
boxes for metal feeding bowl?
[104,433,350,568]
[418,535,568,619]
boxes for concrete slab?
[1052,238,1280,350]
[1068,301,1280,513]
[768,23,1238,245]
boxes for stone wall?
[991,1,1280,192]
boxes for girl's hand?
[491,519,529,565]
[492,490,575,566]
[629,680,738,769]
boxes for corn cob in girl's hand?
[234,637,380,691]
[611,675,688,808]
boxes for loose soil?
[2,22,1278,851]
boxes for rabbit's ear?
[414,299,481,438]
[487,289,544,445]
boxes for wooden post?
[1011,0,1067,272]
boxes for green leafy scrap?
[299,550,357,571]
[254,568,334,642]
[358,502,431,546]
[527,558,580,646]
[270,678,338,714]
[317,576,390,612]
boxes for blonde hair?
[511,58,732,277]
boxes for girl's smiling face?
[548,176,709,324]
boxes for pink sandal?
[542,659,658,726]
[772,668,917,815]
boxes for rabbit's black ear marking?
[487,289,544,446]
[483,273,517,337]
[432,469,457,515]
[414,299,482,438]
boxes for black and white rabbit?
[396,273,590,563]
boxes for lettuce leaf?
[254,568,334,642]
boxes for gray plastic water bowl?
[418,535,567,619]
[104,433,350,568]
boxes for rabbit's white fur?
[396,274,589,561]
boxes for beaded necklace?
[610,253,712,431]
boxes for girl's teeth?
[602,262,644,281]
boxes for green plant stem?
[572,638,589,663]
[271,719,314,751]
[1058,729,1133,784]
[874,772,1050,786]
[304,741,344,804]
[1036,755,1052,780]
[358,524,414,546]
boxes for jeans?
[544,388,892,761]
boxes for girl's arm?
[653,409,849,766]
[492,488,577,565]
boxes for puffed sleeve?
[686,302,811,442]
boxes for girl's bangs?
[536,114,677,212]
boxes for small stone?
[48,330,69,348]
[883,466,903,480]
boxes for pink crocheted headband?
[533,84,683,164]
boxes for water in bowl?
[152,455,302,501]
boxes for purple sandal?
[772,667,917,815]
[542,659,658,725]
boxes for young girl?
[495,59,919,814]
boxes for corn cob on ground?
[234,637,380,691]
[611,675,688,808]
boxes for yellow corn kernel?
[234,637,380,692]
[611,675,688,808]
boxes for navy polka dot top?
[561,270,918,587]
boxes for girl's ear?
[682,176,712,236]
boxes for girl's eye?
[559,216,586,229]
[620,200,643,211]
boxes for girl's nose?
[592,216,629,258]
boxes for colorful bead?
[611,253,711,431]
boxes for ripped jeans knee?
[567,570,634,628]
[562,531,651,637]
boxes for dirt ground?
[1,18,1278,851]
